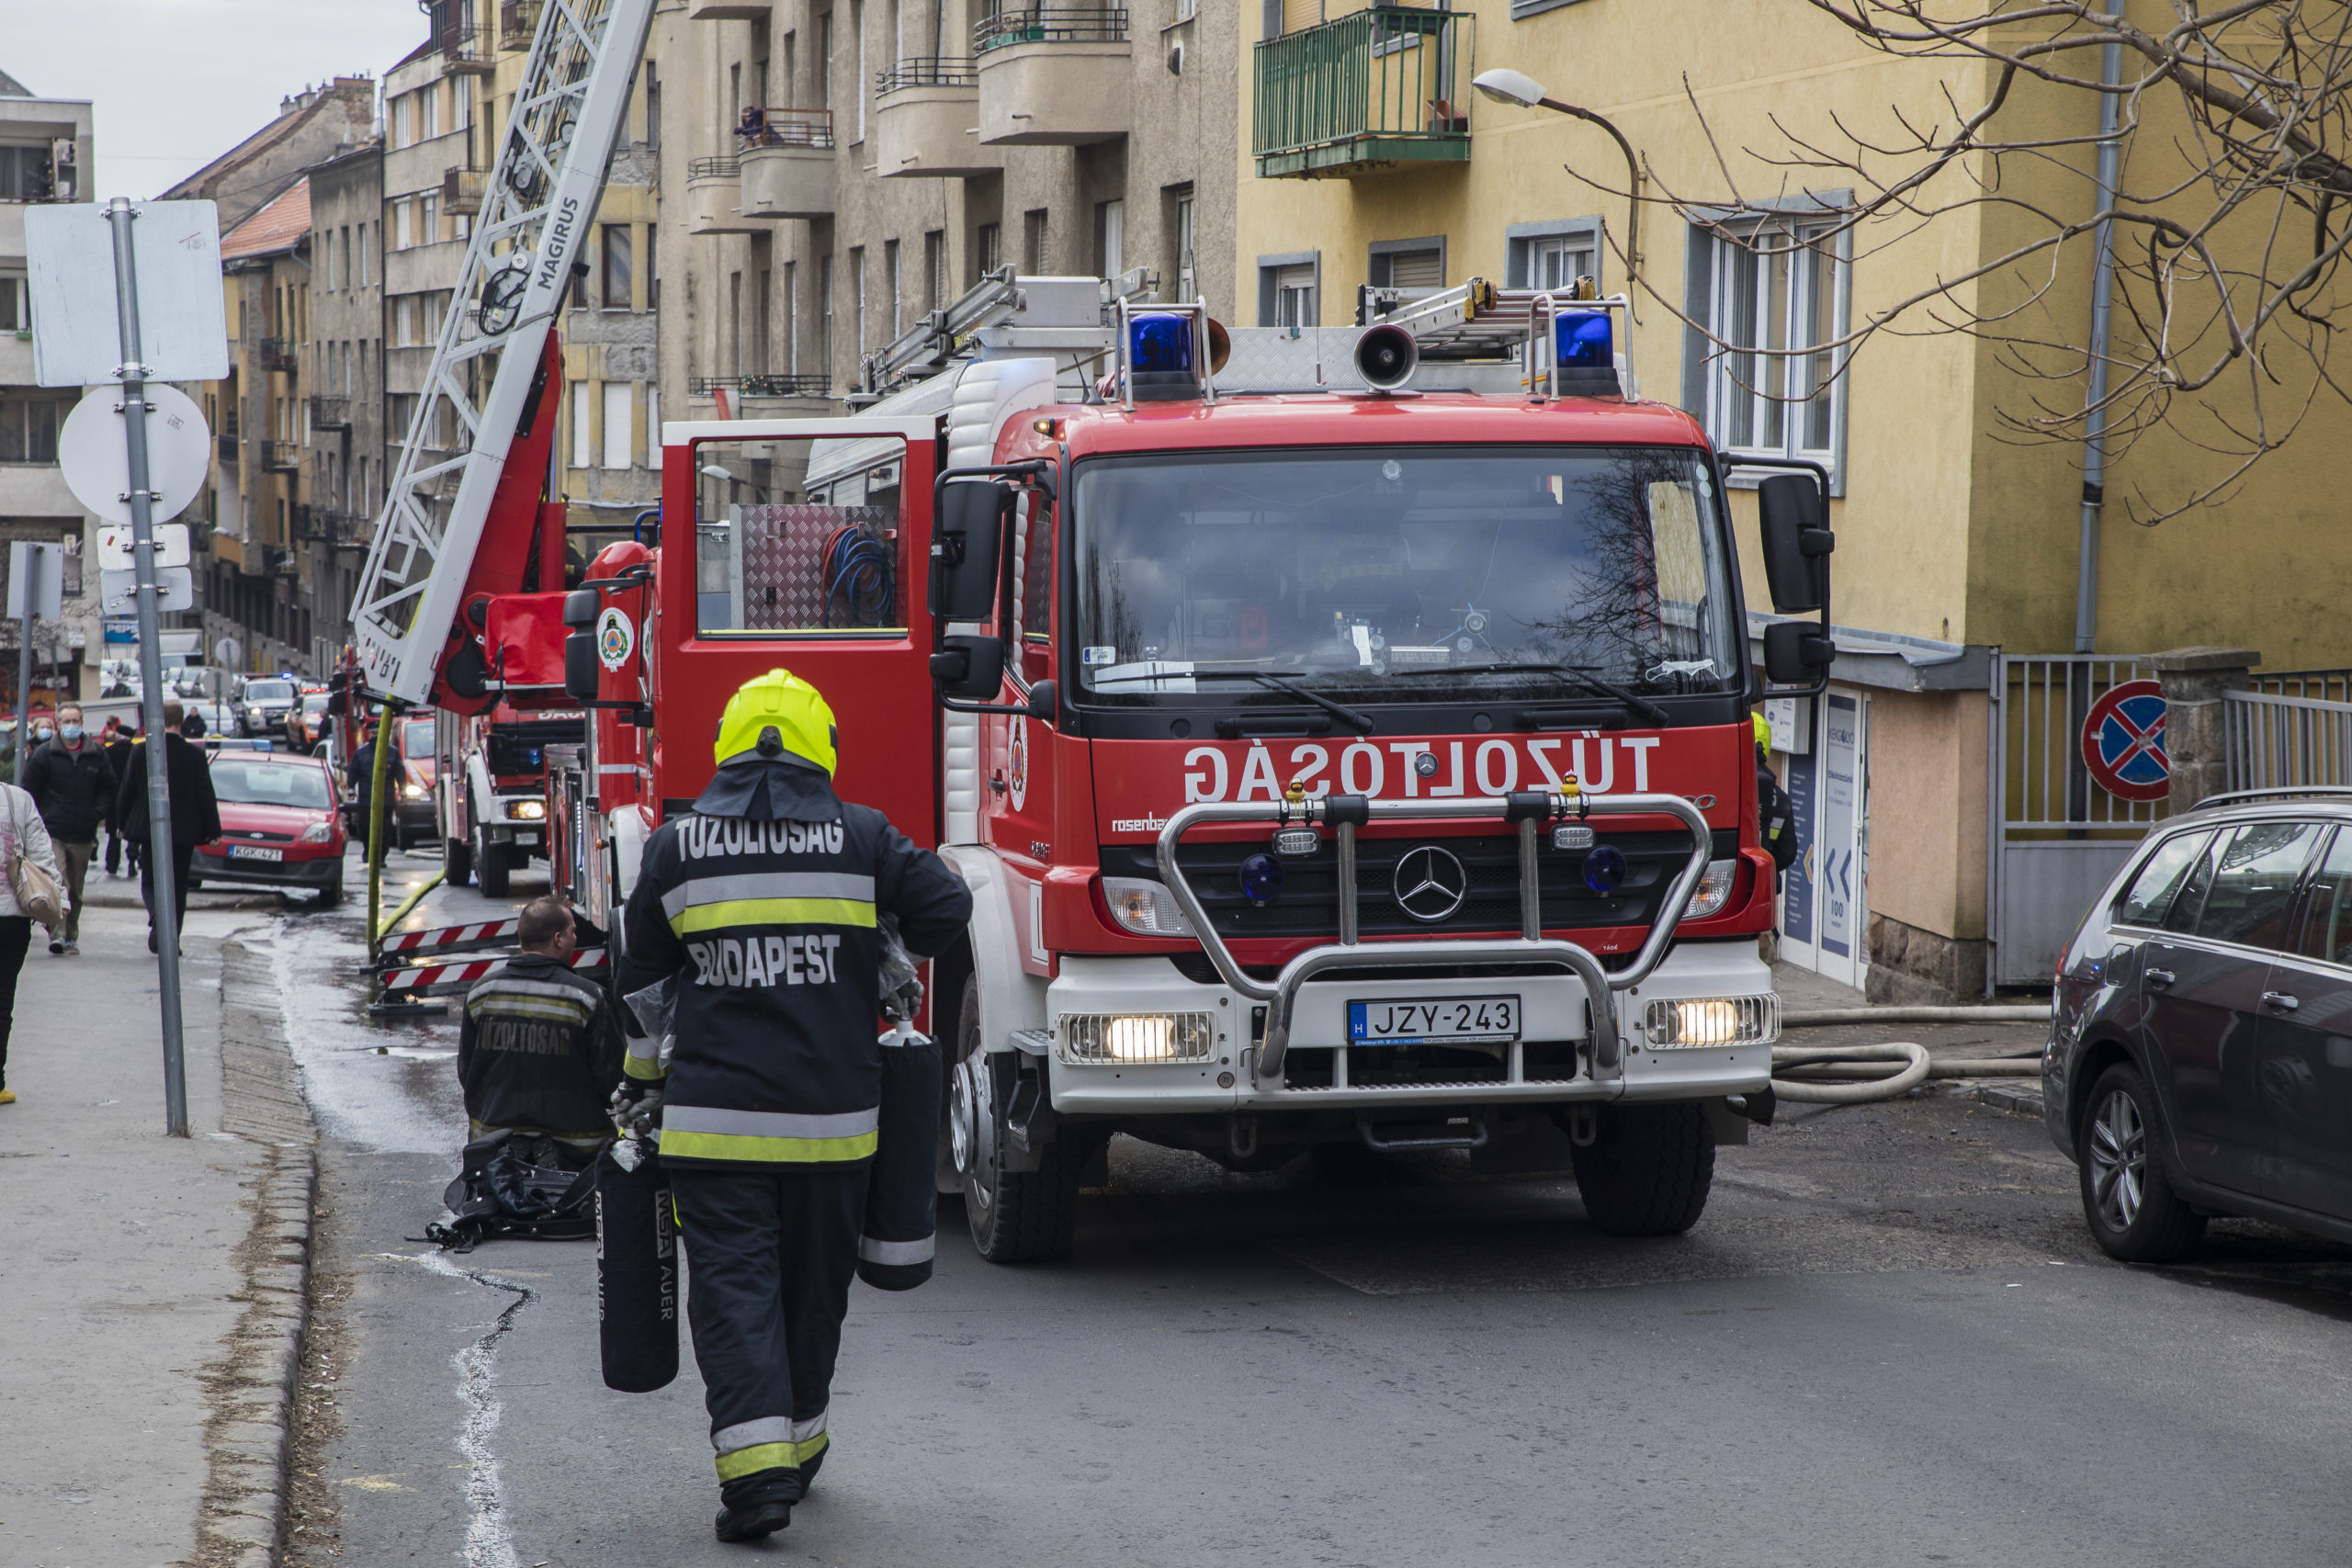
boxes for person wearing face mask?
[21,705,115,955]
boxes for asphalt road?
[268,849,2352,1568]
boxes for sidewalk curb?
[1951,1080,2047,1121]
[193,937,318,1568]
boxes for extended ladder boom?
[351,0,657,705]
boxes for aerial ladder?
[348,0,655,984]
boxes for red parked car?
[188,750,348,905]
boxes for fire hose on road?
[1768,1005,2048,1105]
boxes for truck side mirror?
[563,632,599,703]
[1757,474,1832,614]
[1027,678,1058,728]
[932,479,1011,622]
[931,635,1005,701]
[1762,621,1835,684]
[561,588,601,628]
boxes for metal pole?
[107,197,188,1137]
[367,699,391,964]
[2073,0,2126,654]
[16,573,31,775]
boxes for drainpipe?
[2073,0,2126,653]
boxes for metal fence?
[2223,687,2352,791]
[975,6,1130,49]
[1252,6,1473,178]
[876,57,978,93]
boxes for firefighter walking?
[614,669,972,1543]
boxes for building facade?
[0,71,101,705]
[1231,0,2352,1000]
[304,142,385,663]
[654,0,1240,424]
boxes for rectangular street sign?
[100,565,194,615]
[6,541,64,621]
[24,201,230,387]
[97,523,190,571]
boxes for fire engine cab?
[546,270,1838,1262]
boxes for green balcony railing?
[1253,5,1473,179]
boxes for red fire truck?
[540,274,1838,1261]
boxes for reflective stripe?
[471,976,595,1003]
[662,872,876,921]
[471,997,594,1025]
[714,1412,827,1454]
[712,1413,830,1479]
[671,897,876,934]
[662,1104,881,1164]
[622,1034,665,1081]
[857,1234,933,1266]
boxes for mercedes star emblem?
[1393,844,1468,922]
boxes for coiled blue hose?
[821,525,896,627]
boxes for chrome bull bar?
[1153,790,1714,1081]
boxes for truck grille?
[1103,828,1733,942]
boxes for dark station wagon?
[2048,787,2352,1260]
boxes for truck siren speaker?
[1354,323,1419,390]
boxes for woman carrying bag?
[0,773,65,1105]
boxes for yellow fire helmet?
[1752,712,1771,749]
[714,668,839,774]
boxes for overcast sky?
[8,1,430,200]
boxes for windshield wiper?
[1092,666,1375,733]
[1392,662,1669,726]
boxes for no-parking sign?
[2081,679,2169,802]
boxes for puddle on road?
[270,913,465,1155]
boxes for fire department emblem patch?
[596,606,635,671]
[1007,715,1029,812]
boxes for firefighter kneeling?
[613,669,972,1543]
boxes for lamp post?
[1472,69,1644,278]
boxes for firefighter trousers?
[671,1163,868,1502]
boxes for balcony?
[737,109,836,220]
[260,337,298,374]
[686,157,762,234]
[444,164,488,217]
[308,395,350,431]
[439,23,496,73]
[687,0,772,17]
[874,60,1000,179]
[261,441,301,474]
[1252,6,1474,179]
[218,426,240,464]
[291,503,324,540]
[975,8,1131,145]
[499,0,540,49]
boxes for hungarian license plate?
[1348,995,1520,1046]
[227,845,284,863]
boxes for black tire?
[950,983,1080,1263]
[444,834,473,887]
[476,827,510,897]
[1568,1101,1715,1235]
[316,870,344,908]
[2078,1064,2207,1263]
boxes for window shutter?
[1680,226,1712,421]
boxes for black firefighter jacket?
[458,951,627,1139]
[615,758,972,1171]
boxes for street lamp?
[1472,69,1644,276]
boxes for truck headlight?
[1101,876,1194,938]
[401,783,426,799]
[1644,996,1777,1047]
[1057,1010,1216,1064]
[1681,857,1738,921]
[507,799,546,820]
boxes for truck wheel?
[1568,1101,1715,1236]
[951,984,1080,1263]
[476,829,511,897]
[445,835,473,887]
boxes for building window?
[357,223,370,287]
[1505,218,1600,292]
[1168,186,1196,300]
[1255,252,1318,329]
[421,193,441,243]
[647,387,660,456]
[602,382,632,469]
[0,393,71,464]
[1096,198,1125,278]
[1367,238,1444,292]
[603,224,633,310]
[392,95,413,148]
[851,245,866,356]
[1693,213,1848,474]
[818,254,834,375]
[783,260,799,372]
[923,230,946,312]
[818,12,833,110]
[394,199,413,252]
[570,380,591,468]
[646,223,659,310]
[885,238,901,336]
[1023,209,1050,274]
[0,273,25,332]
[852,0,866,142]
[975,220,1001,281]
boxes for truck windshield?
[1072,446,1737,704]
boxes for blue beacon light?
[1128,312,1200,400]
[1238,852,1285,907]
[1582,843,1628,895]
[1553,309,1617,393]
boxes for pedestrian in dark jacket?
[345,722,405,846]
[22,704,117,953]
[114,702,223,953]
[457,896,624,1165]
[102,718,139,879]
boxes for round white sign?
[57,382,211,527]
[595,605,636,671]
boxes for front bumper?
[1042,942,1775,1116]
[192,844,343,891]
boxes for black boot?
[715,1466,803,1543]
[714,1499,791,1542]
